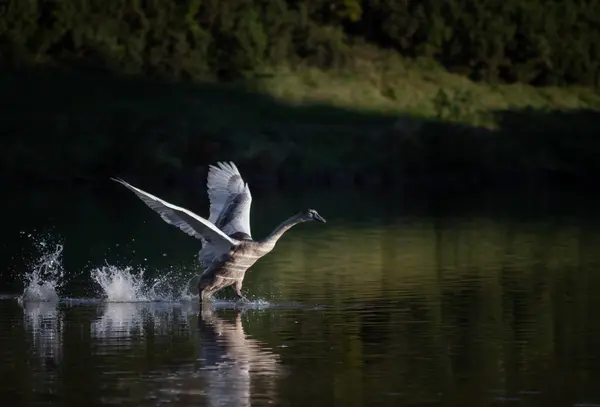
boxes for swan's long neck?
[260,215,304,248]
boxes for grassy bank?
[257,58,600,126]
[2,55,600,189]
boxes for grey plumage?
[111,161,326,302]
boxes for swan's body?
[111,161,325,302]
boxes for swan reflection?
[144,305,282,406]
[196,306,281,407]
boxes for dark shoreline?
[1,170,593,194]
[2,70,600,192]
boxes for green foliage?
[0,0,356,79]
[360,0,600,86]
[432,88,479,122]
[332,0,363,22]
[1,0,599,85]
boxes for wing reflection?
[195,305,281,407]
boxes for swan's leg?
[234,279,249,302]
[198,276,215,303]
[197,265,220,303]
[199,288,214,303]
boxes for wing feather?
[111,177,236,249]
[206,161,253,237]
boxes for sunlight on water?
[19,234,65,302]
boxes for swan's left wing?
[111,178,236,249]
[206,161,253,238]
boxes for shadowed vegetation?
[1,69,599,188]
[1,0,599,187]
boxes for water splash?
[90,263,196,302]
[14,233,272,305]
[19,235,66,302]
[88,263,273,305]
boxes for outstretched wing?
[206,161,253,238]
[111,177,237,249]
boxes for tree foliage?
[0,0,598,85]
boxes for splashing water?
[88,263,270,305]
[14,233,270,304]
[90,263,195,302]
[19,237,66,303]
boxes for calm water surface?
[1,184,600,407]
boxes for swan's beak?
[314,213,326,223]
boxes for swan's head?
[300,209,326,223]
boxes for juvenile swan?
[111,161,326,302]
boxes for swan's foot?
[234,287,249,303]
[234,280,248,303]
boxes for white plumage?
[111,162,253,267]
[206,161,253,238]
[112,161,326,301]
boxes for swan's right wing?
[206,161,253,238]
[111,178,237,250]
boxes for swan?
[111,161,325,302]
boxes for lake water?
[1,182,600,407]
